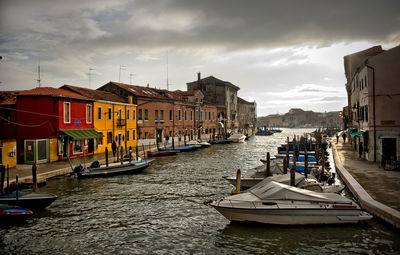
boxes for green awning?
[350,131,364,138]
[61,129,103,139]
[347,128,356,133]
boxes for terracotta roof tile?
[60,85,128,103]
[18,87,91,100]
[109,82,184,101]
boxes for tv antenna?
[119,65,126,82]
[128,73,136,85]
[36,57,41,87]
[89,68,94,89]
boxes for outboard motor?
[73,164,84,175]
[327,173,336,185]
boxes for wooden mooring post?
[32,163,37,192]
[266,152,270,177]
[0,165,5,194]
[304,150,308,178]
[283,156,288,174]
[136,146,139,160]
[105,147,109,167]
[290,164,296,186]
[235,169,241,194]
[120,146,124,165]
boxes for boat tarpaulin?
[61,129,103,139]
[350,131,364,138]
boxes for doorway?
[382,138,397,166]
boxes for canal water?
[1,128,399,254]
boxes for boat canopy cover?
[61,129,103,139]
[249,173,305,188]
[249,181,351,204]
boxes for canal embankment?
[332,136,400,229]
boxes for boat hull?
[0,204,33,223]
[211,203,372,225]
[76,160,155,178]
[147,150,179,157]
[0,192,58,210]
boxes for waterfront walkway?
[332,137,400,228]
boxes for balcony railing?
[116,119,126,127]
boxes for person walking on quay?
[359,142,363,159]
[165,135,169,146]
[342,133,347,143]
[112,141,117,157]
[336,133,339,144]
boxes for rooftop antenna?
[166,51,169,91]
[89,68,94,89]
[119,65,126,83]
[129,73,136,85]
[36,56,41,87]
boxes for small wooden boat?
[0,204,33,223]
[73,159,155,178]
[147,150,179,157]
[255,130,273,136]
[0,192,58,210]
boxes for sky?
[0,0,399,116]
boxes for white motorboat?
[186,140,211,148]
[211,181,372,225]
[227,133,246,143]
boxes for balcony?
[116,119,126,127]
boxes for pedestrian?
[336,134,339,144]
[359,142,363,159]
[342,133,347,143]
[165,135,169,146]
[112,141,117,157]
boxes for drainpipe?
[366,64,376,162]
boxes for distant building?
[237,97,257,135]
[344,44,400,165]
[257,108,342,128]
[187,73,240,132]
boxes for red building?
[16,87,102,163]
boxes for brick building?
[97,82,221,144]
[237,97,257,135]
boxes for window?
[138,109,142,120]
[144,109,148,120]
[97,132,103,145]
[132,129,136,140]
[126,109,130,120]
[107,131,113,144]
[108,108,112,120]
[126,130,130,141]
[0,147,2,164]
[86,104,92,124]
[73,140,83,153]
[117,108,122,120]
[144,132,148,139]
[160,110,164,120]
[184,110,187,121]
[63,102,70,123]
[155,110,159,120]
[190,110,193,121]
[365,105,368,121]
[97,107,102,120]
[212,112,214,120]
[169,110,173,121]
[204,111,207,120]
[133,109,136,120]
[178,110,182,121]
[200,111,203,121]
[209,112,211,120]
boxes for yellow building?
[0,139,17,168]
[60,85,137,155]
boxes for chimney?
[197,72,201,81]
[147,83,149,88]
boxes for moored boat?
[227,133,246,143]
[211,181,372,225]
[158,145,198,152]
[72,159,155,178]
[147,150,179,157]
[0,192,58,210]
[0,204,33,223]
